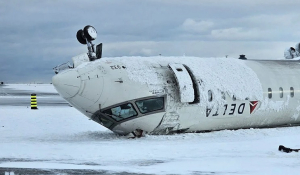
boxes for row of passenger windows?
[102,97,164,122]
[268,87,294,99]
[207,87,295,102]
[207,90,235,102]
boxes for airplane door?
[169,63,195,103]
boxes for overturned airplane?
[52,25,300,136]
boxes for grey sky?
[1,0,300,83]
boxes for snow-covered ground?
[1,84,300,174]
[4,84,58,93]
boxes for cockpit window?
[135,97,164,114]
[98,116,114,128]
[102,103,138,121]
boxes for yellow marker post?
[31,93,38,109]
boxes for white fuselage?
[52,54,300,135]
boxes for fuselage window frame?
[99,95,167,129]
[101,103,138,122]
[221,92,226,100]
[232,95,236,101]
[268,88,272,99]
[279,87,283,98]
[208,90,213,102]
[135,97,165,114]
[290,87,294,97]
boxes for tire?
[76,29,87,44]
[296,43,300,53]
[83,25,97,41]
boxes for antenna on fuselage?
[76,25,103,61]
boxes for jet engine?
[295,42,300,53]
[284,45,300,59]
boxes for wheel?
[83,25,97,41]
[296,43,300,53]
[76,29,86,44]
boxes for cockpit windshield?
[102,103,138,121]
[135,97,164,114]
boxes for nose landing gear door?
[168,63,194,103]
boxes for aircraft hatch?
[168,63,195,103]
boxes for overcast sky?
[1,0,300,83]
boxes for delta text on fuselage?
[52,25,300,136]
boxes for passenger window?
[232,95,236,101]
[221,92,226,100]
[102,103,137,121]
[208,90,213,102]
[135,97,164,114]
[268,88,272,99]
[290,87,294,97]
[279,87,283,98]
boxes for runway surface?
[0,84,69,106]
[0,167,148,175]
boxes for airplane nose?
[52,70,81,98]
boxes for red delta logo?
[206,101,260,117]
[250,101,258,114]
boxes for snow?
[4,84,57,93]
[116,57,263,101]
[1,84,300,174]
[1,106,300,174]
[259,98,287,112]
[80,56,263,107]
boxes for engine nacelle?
[284,45,300,59]
[295,42,300,53]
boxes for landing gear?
[76,29,87,44]
[76,25,102,61]
[83,25,97,41]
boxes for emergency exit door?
[169,63,195,103]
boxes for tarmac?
[0,85,69,107]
